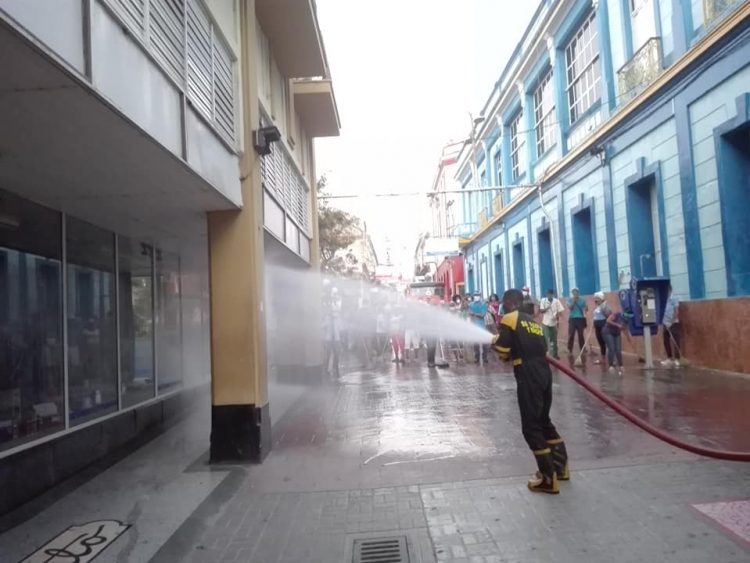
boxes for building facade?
[429,141,464,239]
[0,0,339,515]
[458,0,750,373]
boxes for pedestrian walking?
[603,307,627,374]
[592,291,612,365]
[468,294,489,364]
[661,285,682,368]
[539,289,564,359]
[491,289,569,494]
[566,288,588,355]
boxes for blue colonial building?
[459,0,749,310]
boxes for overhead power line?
[318,184,540,200]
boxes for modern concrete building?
[0,0,339,515]
[457,0,750,373]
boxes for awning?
[293,79,340,137]
[256,0,328,78]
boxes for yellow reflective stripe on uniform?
[496,346,511,354]
[500,310,519,331]
[533,448,551,456]
[513,358,523,366]
[546,438,564,445]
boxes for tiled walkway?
[1,358,749,562]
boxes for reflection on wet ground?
[263,356,720,494]
[562,354,750,451]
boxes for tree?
[317,176,361,274]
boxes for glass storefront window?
[118,238,155,407]
[156,250,182,392]
[0,191,64,451]
[66,217,117,425]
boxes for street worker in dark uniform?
[491,288,569,494]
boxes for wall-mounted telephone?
[638,287,657,324]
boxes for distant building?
[436,256,466,302]
[429,141,465,239]
[336,223,379,279]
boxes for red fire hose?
[547,356,750,462]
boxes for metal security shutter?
[149,0,186,85]
[186,0,213,120]
[109,0,147,36]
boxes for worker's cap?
[572,287,580,293]
[594,291,605,300]
[522,286,530,294]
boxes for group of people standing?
[536,285,683,373]
[464,287,538,364]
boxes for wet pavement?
[560,352,750,452]
[1,354,749,562]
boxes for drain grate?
[352,536,409,563]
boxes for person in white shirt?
[661,284,682,368]
[539,289,564,359]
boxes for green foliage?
[317,176,361,273]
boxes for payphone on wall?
[639,287,657,325]
[618,277,670,368]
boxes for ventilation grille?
[103,0,236,144]
[186,0,213,120]
[260,143,310,234]
[111,0,146,35]
[213,34,235,141]
[352,536,409,563]
[149,0,185,85]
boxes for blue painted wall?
[458,0,750,305]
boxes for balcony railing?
[451,223,479,239]
[478,209,489,229]
[616,37,663,105]
[703,0,743,27]
[492,194,503,216]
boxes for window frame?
[533,68,556,157]
[564,10,602,125]
[510,111,525,181]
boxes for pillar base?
[210,404,271,463]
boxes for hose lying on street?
[546,356,750,462]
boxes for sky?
[315,0,541,277]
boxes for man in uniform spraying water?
[491,289,569,494]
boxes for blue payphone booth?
[618,277,670,367]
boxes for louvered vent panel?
[186,0,213,120]
[149,0,186,85]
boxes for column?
[208,0,270,462]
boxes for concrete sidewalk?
[1,360,748,562]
